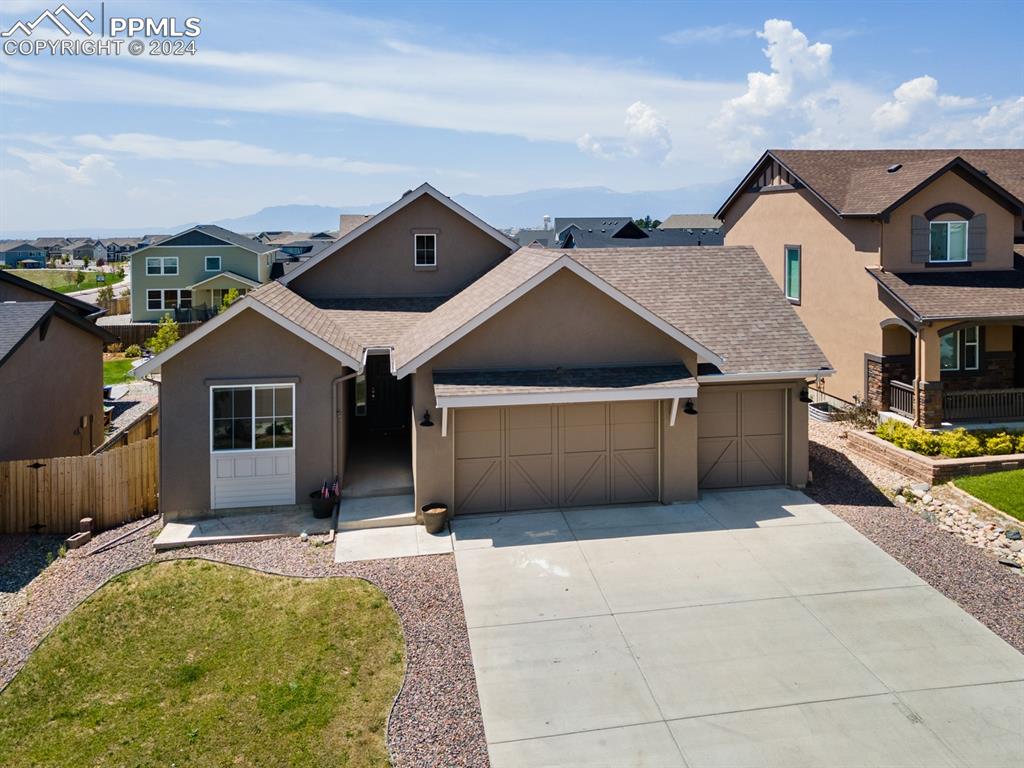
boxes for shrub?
[218,287,240,314]
[832,395,877,430]
[148,314,179,354]
[107,342,123,354]
[124,344,142,358]
[97,283,114,303]
[937,428,982,458]
[984,432,1017,455]
[875,420,941,455]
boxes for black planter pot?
[310,492,336,519]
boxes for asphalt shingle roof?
[315,296,446,348]
[571,246,831,375]
[766,149,1024,216]
[248,281,363,361]
[660,214,722,230]
[0,302,53,363]
[867,267,1024,321]
[192,225,278,254]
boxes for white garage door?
[210,384,296,509]
[454,401,659,514]
[698,388,786,489]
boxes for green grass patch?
[954,470,1024,520]
[0,560,404,767]
[103,358,134,385]
[10,269,124,294]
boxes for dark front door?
[1015,327,1024,388]
[353,354,410,435]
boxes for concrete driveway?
[451,489,1024,768]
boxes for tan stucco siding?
[723,189,886,402]
[883,170,1017,271]
[130,244,265,322]
[288,195,511,299]
[158,308,347,518]
[0,317,103,461]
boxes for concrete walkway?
[452,489,1024,768]
[154,506,331,550]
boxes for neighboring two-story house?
[129,225,278,322]
[0,241,48,268]
[718,149,1024,428]
[136,183,829,522]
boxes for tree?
[218,288,241,314]
[97,283,114,303]
[633,215,662,230]
[73,270,85,287]
[149,314,180,354]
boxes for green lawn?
[9,268,124,294]
[0,560,404,767]
[954,469,1024,520]
[103,358,134,385]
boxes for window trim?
[205,255,221,272]
[414,233,437,268]
[145,255,179,275]
[929,220,969,263]
[963,326,979,371]
[209,383,296,453]
[148,288,191,312]
[784,244,801,304]
[146,289,162,311]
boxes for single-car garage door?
[454,401,658,514]
[698,388,786,489]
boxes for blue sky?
[1,0,1021,232]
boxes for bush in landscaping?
[984,432,1017,455]
[937,428,982,458]
[107,342,123,354]
[124,344,142,358]
[831,395,878,430]
[875,420,941,455]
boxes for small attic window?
[887,164,903,173]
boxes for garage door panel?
[698,391,739,439]
[741,436,785,485]
[508,456,556,510]
[455,457,504,514]
[507,406,554,456]
[740,391,785,435]
[561,452,608,506]
[612,400,655,424]
[698,437,740,488]
[613,449,658,502]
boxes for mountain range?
[1,181,739,239]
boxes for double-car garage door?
[454,401,659,514]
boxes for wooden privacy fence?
[0,437,159,534]
[102,321,202,350]
[96,295,131,315]
[94,404,159,454]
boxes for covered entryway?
[698,388,786,489]
[454,401,659,514]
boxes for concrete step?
[337,494,417,530]
[341,484,415,499]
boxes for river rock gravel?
[808,421,1024,654]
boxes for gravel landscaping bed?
[809,421,1024,654]
[1,524,487,768]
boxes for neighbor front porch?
[870,319,1024,428]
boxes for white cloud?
[577,101,673,162]
[660,24,755,45]
[72,133,412,175]
[713,20,831,158]
[7,148,119,186]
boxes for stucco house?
[129,225,278,323]
[718,150,1024,428]
[136,183,830,523]
[0,270,115,461]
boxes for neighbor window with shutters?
[784,245,801,303]
[414,234,436,267]
[211,384,294,452]
[930,221,968,262]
